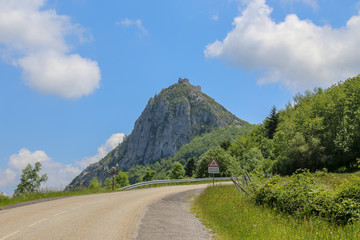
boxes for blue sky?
[1,0,360,194]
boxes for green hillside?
[221,75,360,176]
[126,125,253,183]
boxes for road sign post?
[208,158,219,186]
[112,167,115,191]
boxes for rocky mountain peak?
[67,78,247,189]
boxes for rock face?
[67,78,247,189]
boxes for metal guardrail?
[118,177,233,190]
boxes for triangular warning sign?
[208,158,219,167]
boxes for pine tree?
[184,158,195,177]
[264,105,278,139]
[220,139,231,150]
[88,177,101,190]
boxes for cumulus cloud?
[0,0,101,98]
[0,169,16,190]
[205,0,360,91]
[77,133,125,168]
[1,148,81,192]
[19,51,100,98]
[9,148,51,170]
[0,133,125,194]
[116,18,148,35]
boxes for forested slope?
[227,75,360,175]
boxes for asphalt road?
[136,189,212,240]
[0,184,211,240]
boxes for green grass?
[0,180,227,207]
[193,185,360,240]
[318,171,360,189]
[0,188,112,207]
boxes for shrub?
[142,168,156,182]
[196,147,238,177]
[88,177,101,190]
[0,192,9,204]
[250,170,360,225]
[116,171,130,187]
[169,162,185,179]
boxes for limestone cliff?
[67,78,247,188]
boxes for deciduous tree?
[14,162,48,196]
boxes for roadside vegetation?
[191,75,360,239]
[0,187,113,208]
[0,162,129,207]
[193,172,360,240]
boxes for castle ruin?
[178,77,201,91]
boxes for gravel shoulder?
[135,188,213,240]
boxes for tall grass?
[193,185,360,239]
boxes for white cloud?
[0,0,101,98]
[9,148,50,170]
[205,0,360,91]
[0,169,16,190]
[0,133,125,194]
[77,133,125,168]
[19,51,100,98]
[40,161,81,190]
[0,148,81,193]
[116,18,148,35]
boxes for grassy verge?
[0,188,112,207]
[193,185,360,240]
[1,180,227,207]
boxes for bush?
[88,177,101,190]
[116,171,130,187]
[196,147,238,177]
[142,168,156,182]
[105,171,130,189]
[169,162,185,179]
[104,177,114,189]
[240,147,264,172]
[0,192,9,204]
[250,170,360,225]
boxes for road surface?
[136,189,212,240]
[0,184,211,240]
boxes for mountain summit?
[68,78,247,188]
